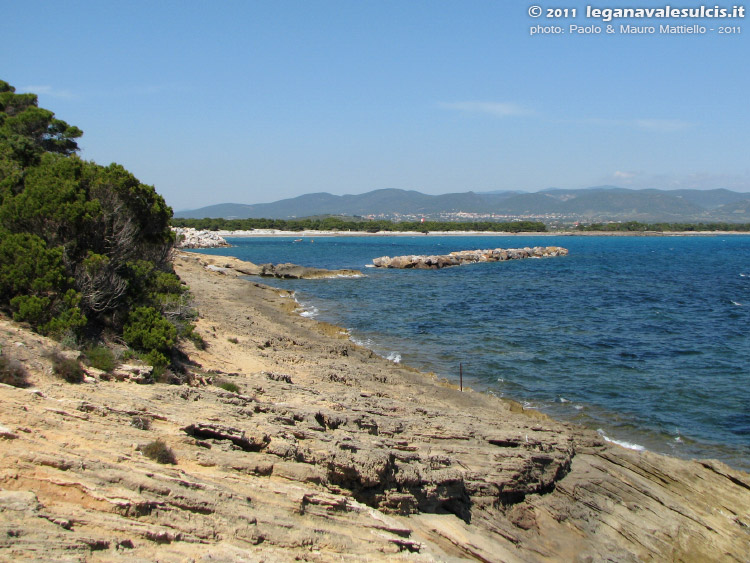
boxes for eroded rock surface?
[0,253,748,562]
[184,251,362,279]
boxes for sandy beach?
[0,250,748,561]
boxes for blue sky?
[2,1,748,211]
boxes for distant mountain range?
[175,187,750,223]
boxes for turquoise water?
[195,235,750,471]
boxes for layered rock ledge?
[373,246,569,269]
[181,251,363,280]
[0,252,748,561]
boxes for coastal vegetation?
[140,439,177,465]
[0,80,190,370]
[214,378,241,393]
[171,216,548,233]
[575,220,750,232]
[0,353,30,388]
[172,216,750,234]
[47,350,85,383]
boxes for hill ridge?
[176,187,750,222]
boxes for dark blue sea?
[195,235,750,471]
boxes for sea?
[194,235,750,472]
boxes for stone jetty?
[372,245,568,269]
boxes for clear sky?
[2,0,748,211]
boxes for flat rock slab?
[179,251,362,279]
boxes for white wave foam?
[559,397,570,403]
[289,292,320,318]
[597,429,645,451]
[365,264,375,268]
[731,300,743,306]
[386,352,401,363]
[574,405,583,410]
[299,307,319,318]
[350,336,373,348]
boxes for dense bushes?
[83,345,117,373]
[576,221,750,232]
[171,216,548,233]
[0,232,85,336]
[0,79,192,369]
[123,307,177,368]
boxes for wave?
[386,351,402,363]
[350,336,374,348]
[350,335,401,363]
[290,292,320,318]
[597,429,645,451]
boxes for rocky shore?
[172,227,230,248]
[373,246,568,269]
[0,251,748,561]
[193,252,362,279]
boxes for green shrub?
[0,355,30,388]
[141,439,176,464]
[144,350,169,370]
[0,233,85,337]
[214,379,240,393]
[0,81,175,348]
[123,306,176,368]
[177,323,206,350]
[84,345,117,372]
[47,351,84,383]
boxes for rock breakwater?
[373,246,568,269]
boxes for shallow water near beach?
[195,235,750,471]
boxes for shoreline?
[190,245,749,471]
[175,254,750,561]
[215,228,750,237]
[1,251,748,560]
